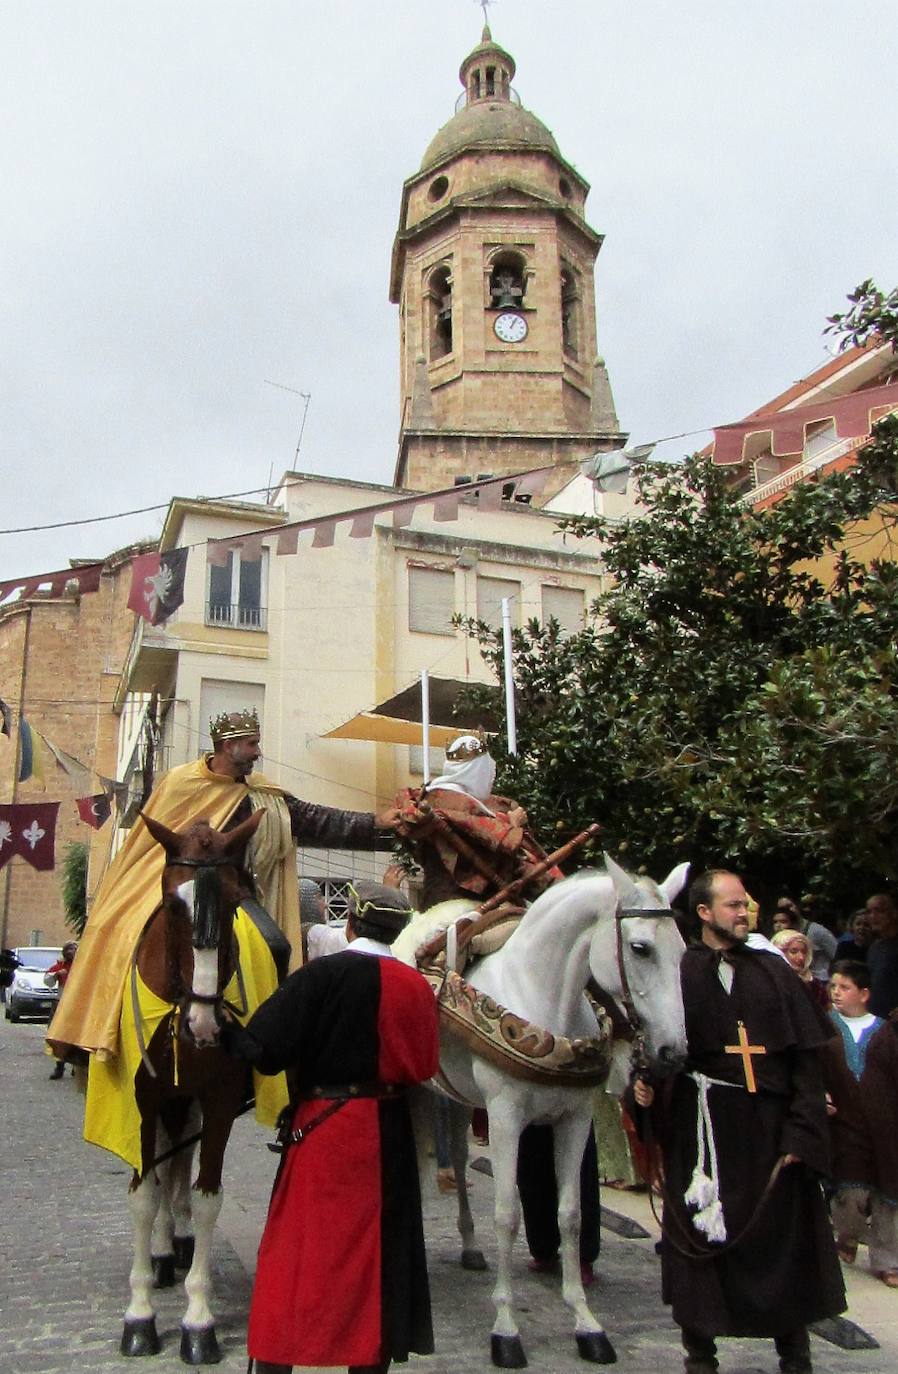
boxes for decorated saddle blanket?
[84,905,288,1170]
[420,961,613,1088]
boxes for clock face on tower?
[493,311,528,343]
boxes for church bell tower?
[390,24,624,497]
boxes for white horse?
[395,857,688,1369]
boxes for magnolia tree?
[465,288,898,914]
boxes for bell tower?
[390,24,624,497]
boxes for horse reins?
[610,905,679,1076]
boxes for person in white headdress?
[394,732,561,911]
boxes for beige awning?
[322,676,500,748]
[323,714,459,748]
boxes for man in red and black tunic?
[223,881,439,1374]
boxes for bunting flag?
[39,733,92,793]
[0,802,59,871]
[76,793,112,830]
[97,775,130,810]
[17,718,46,787]
[204,464,558,568]
[0,697,11,738]
[127,547,189,625]
[0,561,103,606]
[712,382,898,467]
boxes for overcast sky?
[2,0,896,582]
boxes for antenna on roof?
[264,380,312,474]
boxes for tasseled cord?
[683,1072,728,1243]
[191,865,221,950]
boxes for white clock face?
[494,311,528,343]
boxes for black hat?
[348,881,411,937]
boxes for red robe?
[231,946,439,1368]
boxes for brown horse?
[121,808,263,1365]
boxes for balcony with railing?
[205,601,267,631]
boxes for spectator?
[859,1013,898,1287]
[865,895,898,1017]
[834,910,874,964]
[772,897,837,981]
[771,929,830,1011]
[45,942,78,1080]
[822,961,895,1283]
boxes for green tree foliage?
[61,841,88,936]
[464,298,898,911]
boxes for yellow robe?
[48,756,300,1061]
[83,905,288,1168]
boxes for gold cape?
[84,905,288,1168]
[48,756,301,1061]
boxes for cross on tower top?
[476,0,496,33]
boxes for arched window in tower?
[470,68,481,101]
[485,65,496,96]
[560,266,580,360]
[489,251,526,310]
[427,265,453,360]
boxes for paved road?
[2,1015,896,1374]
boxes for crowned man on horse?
[47,706,396,1363]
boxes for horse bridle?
[610,905,679,1076]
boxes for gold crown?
[209,707,261,744]
[446,729,488,762]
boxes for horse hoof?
[491,1334,527,1368]
[462,1248,488,1271]
[173,1235,195,1269]
[180,1325,221,1365]
[152,1254,176,1287]
[576,1332,617,1363]
[121,1317,161,1357]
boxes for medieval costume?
[394,736,560,909]
[822,1009,898,1277]
[856,1015,898,1278]
[50,743,386,1062]
[649,943,844,1368]
[225,912,439,1369]
[396,732,600,1270]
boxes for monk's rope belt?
[420,963,613,1088]
[268,1083,406,1154]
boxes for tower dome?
[420,25,560,171]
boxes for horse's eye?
[629,941,652,958]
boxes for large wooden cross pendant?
[724,1020,766,1093]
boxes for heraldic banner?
[0,802,60,871]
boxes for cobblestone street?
[2,1014,896,1374]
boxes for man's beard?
[705,919,749,946]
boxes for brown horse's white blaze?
[120,808,264,1365]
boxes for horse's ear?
[141,811,179,852]
[222,808,264,855]
[603,853,642,907]
[660,861,691,905]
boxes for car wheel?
[8,1006,19,1023]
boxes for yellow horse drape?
[84,905,288,1169]
[48,756,300,1062]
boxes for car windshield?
[16,949,60,971]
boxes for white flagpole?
[421,669,431,783]
[501,598,518,756]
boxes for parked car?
[4,946,62,1022]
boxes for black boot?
[49,1062,65,1079]
[681,1326,718,1374]
[775,1327,812,1374]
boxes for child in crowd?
[825,960,898,1285]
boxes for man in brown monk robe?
[634,870,845,1374]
